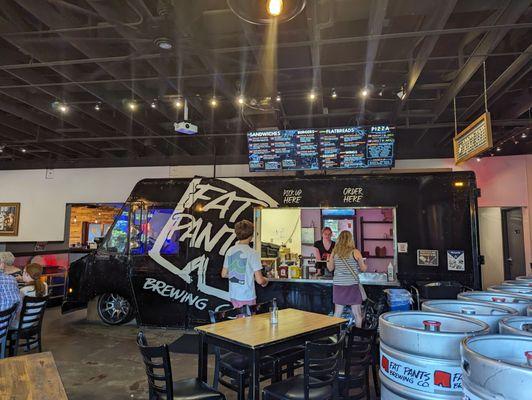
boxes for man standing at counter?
[221,220,268,308]
[313,227,335,275]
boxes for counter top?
[268,277,400,286]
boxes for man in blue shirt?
[0,266,20,312]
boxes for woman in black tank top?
[312,227,335,261]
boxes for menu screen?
[247,125,394,172]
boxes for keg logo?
[434,370,451,388]
[381,355,389,372]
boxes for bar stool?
[136,331,225,400]
[0,303,17,359]
[262,332,346,400]
[208,307,277,400]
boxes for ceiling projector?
[174,121,198,135]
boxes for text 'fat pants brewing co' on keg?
[379,311,489,400]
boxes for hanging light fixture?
[227,0,306,25]
[267,0,283,16]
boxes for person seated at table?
[20,263,48,298]
[0,251,23,282]
[221,219,268,308]
[10,263,48,328]
[0,259,20,312]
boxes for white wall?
[478,208,505,289]
[260,208,301,254]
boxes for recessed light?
[154,37,173,50]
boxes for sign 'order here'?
[453,112,493,164]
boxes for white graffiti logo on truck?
[148,178,278,301]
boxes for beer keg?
[461,335,532,400]
[499,316,532,337]
[422,300,517,333]
[487,284,532,297]
[457,291,530,315]
[379,311,489,399]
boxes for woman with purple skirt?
[327,230,368,327]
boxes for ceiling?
[0,0,530,169]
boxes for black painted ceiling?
[0,0,530,169]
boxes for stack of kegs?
[379,277,532,399]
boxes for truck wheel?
[97,293,135,325]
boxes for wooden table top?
[0,352,68,400]
[196,308,346,348]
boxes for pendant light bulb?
[267,0,283,16]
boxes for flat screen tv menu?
[247,129,320,172]
[247,125,394,171]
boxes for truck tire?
[96,293,135,325]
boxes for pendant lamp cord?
[483,61,488,113]
[453,97,458,137]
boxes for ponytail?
[33,278,46,297]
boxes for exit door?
[502,208,526,280]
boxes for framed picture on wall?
[0,202,20,236]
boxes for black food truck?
[62,172,481,327]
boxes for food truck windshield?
[255,207,397,280]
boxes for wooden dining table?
[0,352,68,400]
[195,308,346,400]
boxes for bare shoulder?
[353,249,362,258]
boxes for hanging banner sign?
[453,112,493,164]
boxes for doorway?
[502,208,526,280]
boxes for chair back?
[137,331,173,400]
[303,332,345,400]
[208,306,247,323]
[246,301,272,316]
[17,295,48,332]
[0,303,17,359]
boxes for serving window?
[254,207,397,279]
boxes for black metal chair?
[0,303,18,359]
[337,325,378,399]
[136,331,225,400]
[246,301,306,381]
[208,307,277,400]
[7,295,48,356]
[262,332,346,400]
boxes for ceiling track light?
[150,100,157,109]
[522,131,528,139]
[174,99,183,108]
[308,91,317,101]
[360,88,369,98]
[237,95,245,105]
[331,89,337,99]
[20,148,27,153]
[476,157,481,162]
[496,146,502,152]
[276,93,281,102]
[210,97,218,107]
[94,103,101,111]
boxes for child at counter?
[221,220,268,308]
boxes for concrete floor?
[43,306,237,400]
[42,306,377,399]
